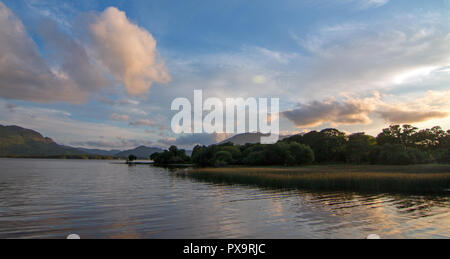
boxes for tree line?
[149,125,450,167]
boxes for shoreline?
[181,164,450,194]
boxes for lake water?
[0,158,449,239]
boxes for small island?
[149,124,450,194]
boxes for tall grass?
[182,164,450,194]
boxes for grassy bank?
[182,164,450,194]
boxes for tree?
[191,145,204,164]
[150,146,190,165]
[369,144,432,165]
[153,124,448,167]
[345,133,376,164]
[213,151,233,166]
[300,129,347,163]
[419,126,449,149]
[377,125,418,147]
[128,154,137,162]
[287,142,314,165]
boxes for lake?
[0,158,449,239]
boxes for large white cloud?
[88,7,171,96]
[0,3,169,103]
[0,2,91,103]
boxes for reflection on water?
[0,158,448,239]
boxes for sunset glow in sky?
[0,0,449,149]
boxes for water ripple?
[0,159,449,239]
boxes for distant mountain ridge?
[0,125,164,158]
[0,125,290,159]
[0,125,86,157]
[75,148,121,156]
[115,146,164,159]
[220,133,290,145]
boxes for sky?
[0,0,449,150]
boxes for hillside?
[220,133,289,145]
[0,125,86,157]
[115,146,164,159]
[76,148,121,156]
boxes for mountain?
[220,133,290,145]
[0,125,86,157]
[115,146,164,159]
[76,148,121,156]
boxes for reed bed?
[182,164,450,194]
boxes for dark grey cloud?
[282,98,374,127]
[377,108,448,124]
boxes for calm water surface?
[0,158,449,239]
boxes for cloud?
[129,119,157,127]
[283,91,450,127]
[356,0,390,9]
[282,96,377,127]
[0,99,157,149]
[110,113,130,122]
[377,109,448,124]
[290,12,450,99]
[118,99,140,106]
[70,138,161,150]
[0,2,90,103]
[36,18,109,92]
[88,7,170,96]
[376,90,450,123]
[0,3,169,103]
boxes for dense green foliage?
[283,125,449,165]
[128,155,137,162]
[190,142,314,167]
[150,146,191,165]
[283,128,347,163]
[157,124,450,167]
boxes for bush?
[433,148,450,163]
[150,146,190,165]
[369,144,433,165]
[213,151,233,166]
[345,133,376,164]
[242,151,265,166]
[241,142,314,166]
[287,142,315,165]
